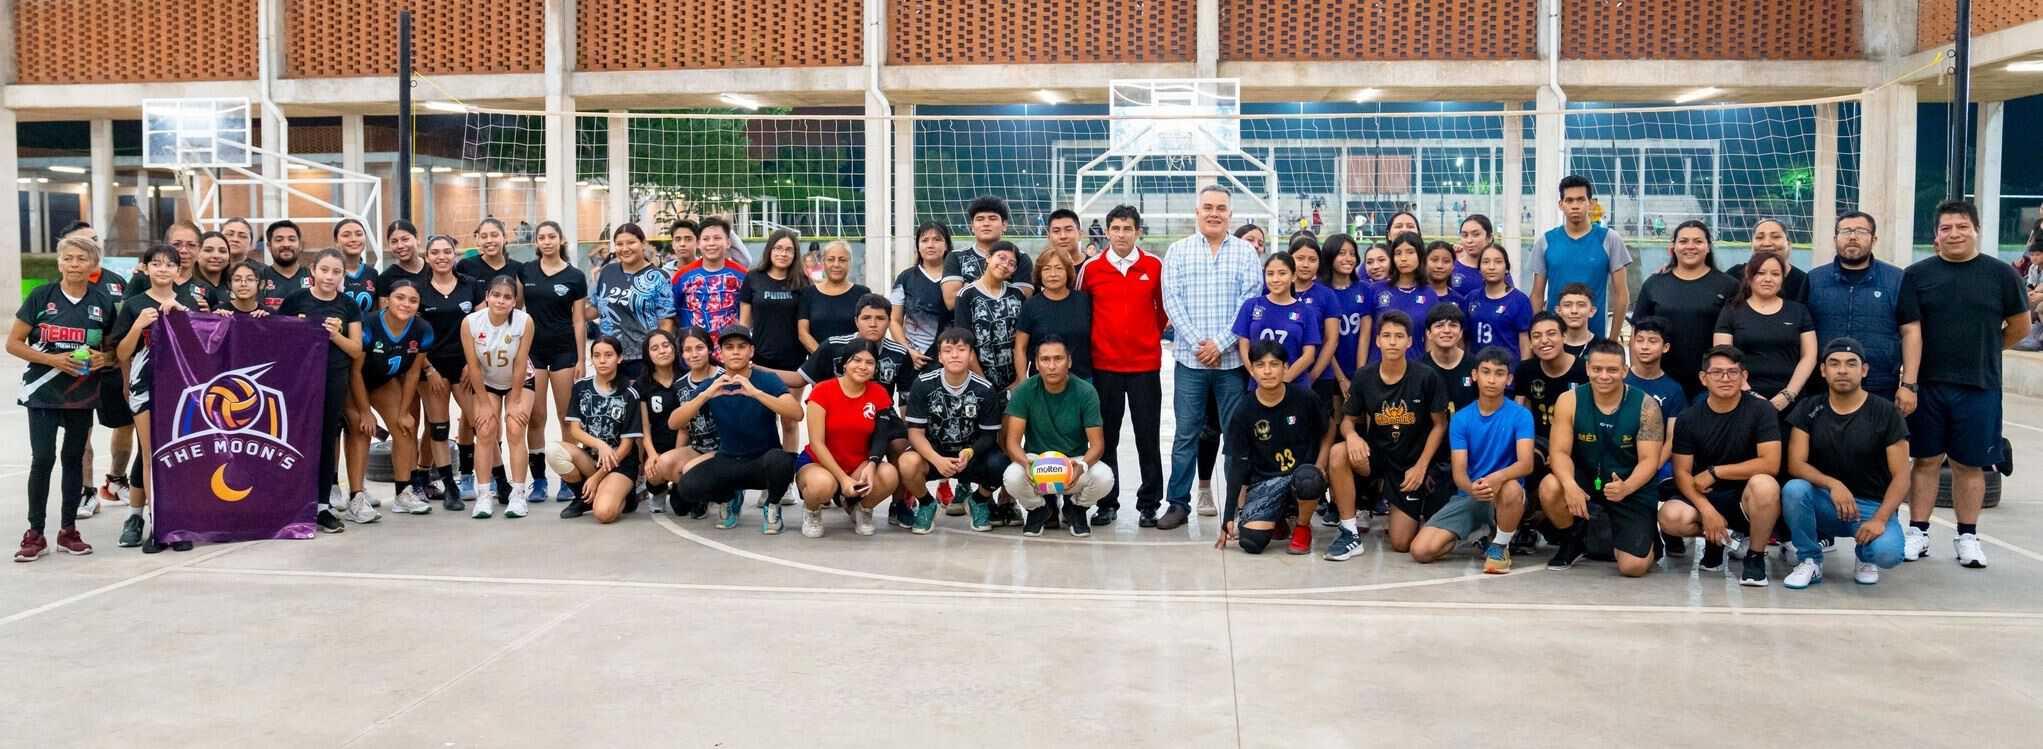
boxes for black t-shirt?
[740,272,804,368]
[1228,384,1328,489]
[1788,394,1908,500]
[1514,356,1588,443]
[903,368,1005,456]
[455,255,523,287]
[259,264,311,311]
[1017,290,1094,379]
[1632,270,1738,396]
[111,290,201,403]
[956,282,1027,390]
[1672,394,1782,496]
[1726,262,1809,302]
[570,377,643,448]
[798,284,871,348]
[891,265,952,354]
[15,283,118,410]
[1713,299,1813,397]
[518,260,589,352]
[278,288,363,375]
[1898,253,2027,390]
[942,247,1035,294]
[417,276,482,362]
[1424,350,1478,412]
[799,333,915,393]
[672,368,723,453]
[635,371,684,453]
[1344,362,1448,473]
[377,262,429,299]
[1561,335,1603,362]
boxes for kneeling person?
[1216,340,1330,555]
[899,328,1010,534]
[794,339,902,538]
[1661,345,1782,587]
[550,336,643,523]
[671,325,805,533]
[1000,336,1112,536]
[1412,346,1534,573]
[1781,338,1909,588]
[1538,339,1667,576]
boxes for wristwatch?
[1707,467,1721,482]
[1900,382,1919,393]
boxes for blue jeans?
[1168,364,1245,508]
[1780,479,1903,569]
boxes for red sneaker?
[54,528,93,556]
[14,529,48,562]
[1287,525,1313,555]
[934,480,955,506]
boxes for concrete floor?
[4,357,2043,748]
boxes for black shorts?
[567,443,643,480]
[1908,382,2004,468]
[1668,483,1752,534]
[1578,480,1659,560]
[96,378,133,428]
[483,379,536,398]
[1311,378,1341,418]
[428,353,466,383]
[529,341,579,372]
[1366,458,1452,522]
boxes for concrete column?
[860,0,892,287]
[0,106,21,317]
[90,119,114,239]
[1502,102,1525,269]
[1533,87,1565,248]
[543,0,578,254]
[607,111,629,225]
[133,171,152,240]
[421,172,436,236]
[893,103,917,269]
[341,114,366,211]
[260,108,288,220]
[1196,0,1218,78]
[1812,102,1839,265]
[1975,100,2003,249]
[26,180,45,254]
[1858,84,1918,265]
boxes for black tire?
[1935,466,2003,509]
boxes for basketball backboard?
[1108,79,1241,157]
[143,97,252,169]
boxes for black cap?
[1822,337,1866,362]
[716,324,754,344]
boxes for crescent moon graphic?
[211,465,252,502]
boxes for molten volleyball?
[1030,452,1074,495]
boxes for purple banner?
[149,310,329,545]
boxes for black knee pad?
[1289,465,1328,502]
[429,421,451,441]
[1238,528,1272,554]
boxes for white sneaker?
[1903,526,1930,561]
[853,506,875,536]
[1854,562,1880,585]
[1783,558,1823,589]
[74,492,98,519]
[505,483,530,519]
[1195,484,1218,517]
[344,491,381,524]
[391,487,432,515]
[472,490,497,519]
[779,486,798,506]
[1954,533,1989,569]
[1725,531,1750,560]
[1778,543,1799,566]
[801,509,825,538]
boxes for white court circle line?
[932,525,1215,546]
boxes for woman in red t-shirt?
[794,338,900,538]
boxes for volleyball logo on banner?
[149,311,329,546]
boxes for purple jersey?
[1293,282,1342,382]
[1449,261,1485,295]
[1327,281,1377,378]
[1372,283,1458,362]
[1232,296,1324,387]
[1463,287,1535,363]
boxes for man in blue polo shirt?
[1529,175,1633,338]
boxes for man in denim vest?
[1805,211,1903,400]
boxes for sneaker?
[1065,503,1091,537]
[935,480,954,506]
[887,502,912,529]
[1022,505,1052,536]
[559,500,589,519]
[317,508,346,534]
[119,515,144,547]
[1482,543,1512,574]
[778,486,798,506]
[1546,539,1585,570]
[556,482,579,502]
[1137,511,1158,528]
[853,506,876,536]
[1156,505,1190,531]
[995,503,1023,528]
[54,528,92,556]
[442,488,465,513]
[1700,542,1725,571]
[1372,497,1391,517]
[1739,554,1768,586]
[1853,562,1880,585]
[1509,529,1540,556]
[1662,533,1687,557]
[471,491,496,519]
[1323,529,1364,561]
[719,494,745,529]
[761,503,784,535]
[1954,533,1989,569]
[1903,526,1929,561]
[14,530,48,562]
[1195,485,1218,517]
[1783,558,1823,589]
[98,479,129,507]
[912,500,939,535]
[1779,543,1799,567]
[647,487,667,514]
[801,509,825,538]
[169,539,193,552]
[344,491,381,524]
[74,488,97,519]
[946,499,968,517]
[456,473,476,500]
[1316,500,1339,528]
[529,477,550,504]
[968,495,993,532]
[1286,525,1313,555]
[505,484,530,519]
[391,487,432,515]
[1725,531,1750,560]
[1091,506,1118,528]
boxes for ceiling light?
[15,178,29,184]
[35,177,50,183]
[2007,61,2043,73]
[430,166,454,174]
[158,184,179,191]
[49,165,86,174]
[410,167,425,174]
[1351,88,1381,102]
[575,180,589,187]
[1673,87,1723,104]
[718,93,761,110]
[1035,89,1065,105]
[508,175,532,183]
[461,171,482,179]
[484,171,505,179]
[423,100,470,114]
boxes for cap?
[716,324,754,344]
[1822,336,1865,362]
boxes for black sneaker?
[1508,528,1539,556]
[1064,502,1091,537]
[1662,533,1688,557]
[559,500,589,519]
[118,515,144,548]
[1316,499,1340,528]
[1546,539,1584,570]
[1091,506,1118,527]
[170,539,194,552]
[1739,553,1769,587]
[1022,505,1053,537]
[1156,505,1190,530]
[996,503,1023,528]
[1372,497,1391,517]
[316,508,346,534]
[1137,511,1158,528]
[443,484,465,513]
[1700,542,1726,571]
[142,537,164,554]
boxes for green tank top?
[1570,383,1644,492]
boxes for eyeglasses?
[1837,227,1874,237]
[1703,368,1742,380]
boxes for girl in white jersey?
[460,276,536,519]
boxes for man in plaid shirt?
[1158,185,1264,530]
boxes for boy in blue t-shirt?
[671,325,805,533]
[1410,346,1535,572]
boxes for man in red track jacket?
[1077,205,1168,527]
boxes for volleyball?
[1030,452,1074,496]
[201,374,265,431]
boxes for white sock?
[127,505,142,519]
[1493,530,1514,547]
[1339,518,1358,534]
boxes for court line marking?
[169,566,2043,622]
[2003,420,2043,435]
[341,595,599,747]
[1930,517,2043,566]
[0,544,244,629]
[932,525,1215,546]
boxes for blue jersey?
[1231,296,1324,387]
[1328,280,1377,378]
[1293,282,1341,382]
[1372,283,1457,362]
[1463,287,1535,362]
[361,311,435,390]
[1449,398,1535,482]
[1624,370,1688,483]
[1448,262,1485,296]
[344,261,378,317]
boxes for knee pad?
[1238,528,1272,555]
[1289,465,1328,502]
[545,444,578,477]
[429,421,451,441]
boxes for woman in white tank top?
[460,276,536,519]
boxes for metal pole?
[396,10,414,222]
[1945,0,1970,203]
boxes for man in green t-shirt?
[1002,335,1112,538]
